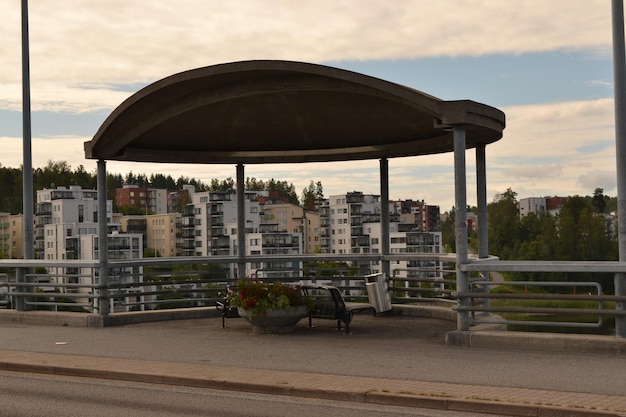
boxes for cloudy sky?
[0,0,618,211]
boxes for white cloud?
[1,1,611,112]
[0,1,620,211]
[486,98,617,201]
[577,170,617,192]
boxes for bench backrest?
[306,285,346,320]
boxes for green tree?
[487,188,520,259]
[591,187,607,213]
[302,180,324,210]
[440,207,456,252]
[210,177,235,191]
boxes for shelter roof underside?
[85,60,505,164]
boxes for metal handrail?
[1,254,626,336]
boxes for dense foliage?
[229,279,312,315]
[441,187,619,291]
[0,160,317,214]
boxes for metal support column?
[454,126,470,331]
[380,158,390,278]
[97,159,110,316]
[612,0,626,338]
[476,144,489,308]
[17,0,33,312]
[21,0,33,261]
[236,163,246,280]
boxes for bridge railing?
[1,254,625,337]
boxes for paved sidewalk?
[0,310,625,416]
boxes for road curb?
[1,359,622,417]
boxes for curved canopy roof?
[85,60,505,164]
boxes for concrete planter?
[238,306,308,334]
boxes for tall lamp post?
[21,0,34,260]
[612,0,626,338]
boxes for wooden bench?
[303,285,376,334]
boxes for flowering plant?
[229,278,312,315]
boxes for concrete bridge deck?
[0,308,624,416]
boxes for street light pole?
[611,0,626,338]
[21,0,34,260]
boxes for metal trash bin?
[365,273,392,313]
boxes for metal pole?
[21,0,33,261]
[380,158,390,277]
[97,160,110,316]
[454,126,470,331]
[236,163,246,279]
[476,144,488,259]
[612,0,626,338]
[17,0,34,312]
[476,144,490,309]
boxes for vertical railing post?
[14,267,27,311]
[454,126,470,331]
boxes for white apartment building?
[320,192,381,255]
[35,186,143,311]
[319,191,443,280]
[367,222,443,280]
[180,190,303,278]
[518,197,547,218]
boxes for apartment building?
[0,212,10,258]
[35,186,143,311]
[114,212,181,257]
[116,184,168,214]
[178,189,303,277]
[319,191,442,279]
[518,196,568,218]
[518,197,547,218]
[394,199,440,232]
[35,185,108,260]
[303,210,321,254]
[320,191,381,255]
[167,184,194,213]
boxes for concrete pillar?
[454,126,470,331]
[97,159,110,316]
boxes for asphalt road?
[0,371,504,417]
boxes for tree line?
[440,188,619,291]
[0,160,324,214]
[5,161,617,289]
